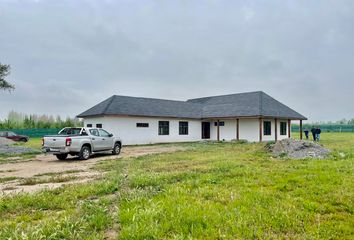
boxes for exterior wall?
[82,116,292,145]
[239,118,260,142]
[83,116,201,145]
[209,119,238,141]
[261,119,290,142]
[277,120,290,140]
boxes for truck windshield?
[59,128,82,135]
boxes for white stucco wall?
[82,116,291,145]
[239,118,260,142]
[83,116,202,145]
[209,120,238,141]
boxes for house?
[77,91,307,145]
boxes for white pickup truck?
[42,127,122,160]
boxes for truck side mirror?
[108,133,113,137]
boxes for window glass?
[59,128,82,135]
[89,129,99,136]
[96,124,102,128]
[87,124,92,128]
[158,121,169,135]
[7,132,16,136]
[137,123,149,128]
[263,121,271,136]
[0,132,5,137]
[280,122,287,135]
[99,129,110,137]
[214,122,225,126]
[179,122,189,135]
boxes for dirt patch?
[268,138,331,159]
[0,145,185,195]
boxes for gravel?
[268,138,331,159]
[0,137,15,146]
[0,137,40,155]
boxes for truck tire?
[56,154,68,160]
[112,142,121,155]
[79,145,91,160]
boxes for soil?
[0,145,185,195]
[268,138,331,159]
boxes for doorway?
[201,122,210,139]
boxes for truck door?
[98,129,114,150]
[89,129,101,151]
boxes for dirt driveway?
[0,145,185,195]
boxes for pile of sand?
[268,138,331,159]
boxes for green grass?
[0,133,353,239]
[0,176,18,183]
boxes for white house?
[77,91,307,145]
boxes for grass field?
[0,133,353,239]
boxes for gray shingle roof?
[77,91,307,120]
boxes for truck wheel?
[56,154,68,160]
[112,142,121,155]
[79,146,91,160]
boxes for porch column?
[300,120,303,140]
[288,119,291,138]
[275,118,278,142]
[217,119,220,141]
[236,118,240,140]
[259,118,263,142]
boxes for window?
[99,129,110,137]
[158,121,169,135]
[81,129,88,136]
[214,121,225,126]
[280,122,287,135]
[137,123,149,128]
[87,124,92,128]
[96,124,102,128]
[89,129,99,136]
[263,121,271,136]
[59,128,82,135]
[0,132,5,137]
[179,121,189,135]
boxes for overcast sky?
[1,0,353,122]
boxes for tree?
[0,63,14,90]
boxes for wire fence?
[0,128,62,137]
[292,124,354,133]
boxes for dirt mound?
[0,137,15,146]
[268,138,330,159]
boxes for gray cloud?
[1,0,354,121]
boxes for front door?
[202,122,210,139]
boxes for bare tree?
[0,63,14,90]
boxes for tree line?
[0,111,82,129]
[309,119,354,125]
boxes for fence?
[292,124,354,133]
[1,128,62,137]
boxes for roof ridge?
[187,91,263,102]
[102,95,116,114]
[112,94,202,105]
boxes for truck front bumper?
[42,147,70,154]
